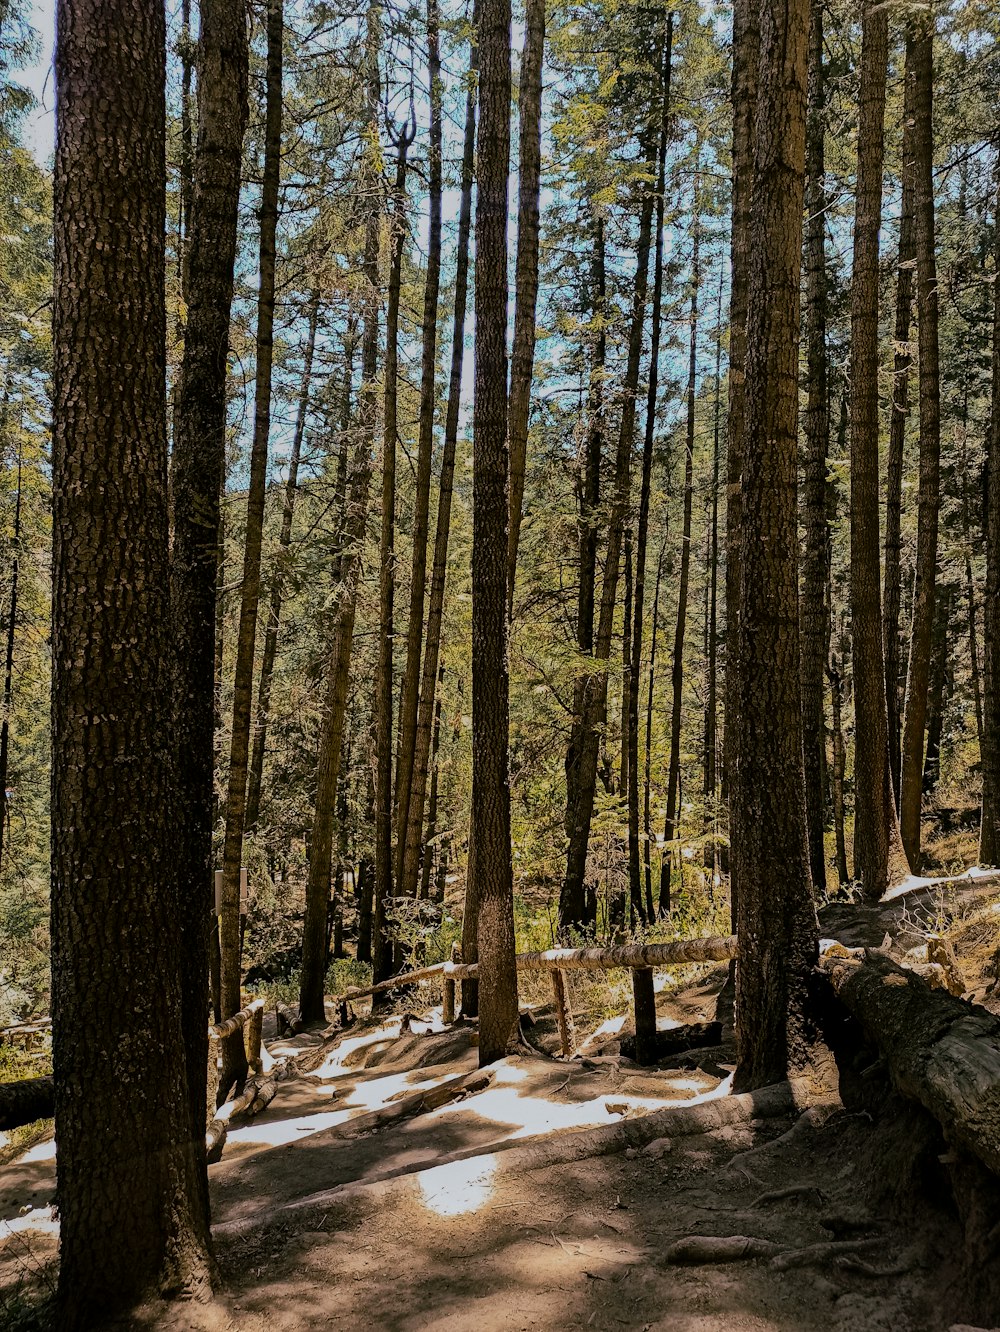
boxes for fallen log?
[0,1075,54,1131]
[820,950,1000,1176]
[211,998,265,1042]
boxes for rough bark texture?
[722,0,758,922]
[52,0,215,1316]
[506,0,544,613]
[246,291,320,832]
[732,0,818,1091]
[703,272,723,873]
[219,0,283,1084]
[884,35,917,802]
[473,0,519,1065]
[644,539,666,919]
[0,1074,53,1130]
[849,0,906,902]
[299,8,382,1023]
[394,0,444,880]
[170,0,248,1205]
[399,8,477,904]
[898,12,941,870]
[0,446,21,874]
[981,157,1000,865]
[799,0,829,893]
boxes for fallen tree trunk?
[820,950,1000,1175]
[0,1075,54,1130]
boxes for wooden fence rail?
[338,934,738,1065]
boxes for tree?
[171,0,249,1177]
[980,157,1000,865]
[51,0,214,1317]
[898,7,941,869]
[473,0,519,1064]
[848,0,907,902]
[218,0,283,1083]
[732,0,818,1090]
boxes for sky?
[20,0,55,163]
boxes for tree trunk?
[394,0,444,881]
[849,0,907,902]
[169,0,248,1220]
[799,0,829,894]
[981,155,1000,865]
[399,8,478,904]
[732,0,818,1090]
[703,267,723,874]
[506,0,544,613]
[52,0,215,1316]
[829,625,850,887]
[922,584,950,794]
[246,291,320,833]
[565,211,606,848]
[898,10,941,870]
[374,127,412,987]
[644,537,666,921]
[722,0,758,921]
[661,169,699,915]
[420,667,445,900]
[884,34,917,803]
[218,0,283,1085]
[561,81,662,932]
[473,0,519,1065]
[299,6,382,1023]
[0,444,21,875]
[629,15,673,922]
[619,525,633,802]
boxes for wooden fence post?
[551,968,576,1057]
[632,967,657,1065]
[244,1002,264,1076]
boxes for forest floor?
[3,870,1000,1330]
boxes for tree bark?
[922,584,950,793]
[218,0,283,1085]
[628,16,672,923]
[299,6,383,1023]
[661,168,700,915]
[981,155,1000,865]
[732,0,818,1090]
[849,0,907,901]
[399,7,478,905]
[52,0,215,1315]
[245,291,320,833]
[644,537,666,920]
[0,443,21,875]
[899,11,941,870]
[722,0,759,923]
[703,267,723,874]
[473,0,519,1065]
[394,0,444,881]
[170,0,248,1204]
[506,0,544,614]
[884,34,917,803]
[799,0,829,893]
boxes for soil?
[3,874,1000,1331]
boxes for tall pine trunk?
[0,445,21,876]
[733,0,818,1092]
[644,537,666,920]
[980,150,1000,864]
[52,0,215,1314]
[799,0,829,893]
[628,17,672,924]
[473,0,519,1065]
[506,0,544,612]
[898,11,941,869]
[661,172,699,915]
[849,0,907,901]
[703,267,723,873]
[171,0,248,1197]
[394,0,444,880]
[884,34,917,801]
[218,0,283,1084]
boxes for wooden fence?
[338,934,738,1064]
